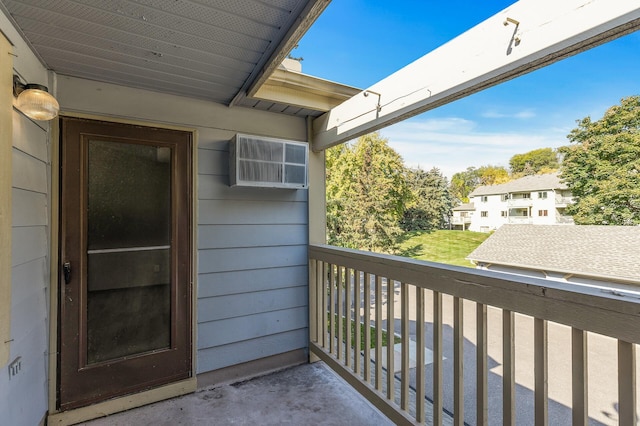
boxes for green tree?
[449,165,510,203]
[401,167,453,232]
[449,167,479,203]
[509,147,559,176]
[326,132,411,252]
[559,95,640,225]
[477,165,511,186]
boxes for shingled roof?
[453,203,475,211]
[467,224,640,284]
[469,173,567,197]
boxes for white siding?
[0,111,50,426]
[0,8,51,424]
[56,75,310,376]
[469,194,507,232]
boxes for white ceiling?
[1,0,329,116]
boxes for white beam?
[312,0,640,151]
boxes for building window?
[538,191,548,199]
[481,211,488,217]
[481,196,488,202]
[539,210,548,216]
[501,210,508,217]
[522,193,531,199]
[501,194,509,201]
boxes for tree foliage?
[401,167,452,232]
[559,95,640,225]
[326,132,411,252]
[509,147,559,176]
[477,165,511,186]
[449,167,479,204]
[449,165,510,203]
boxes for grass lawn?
[331,314,401,350]
[399,229,490,268]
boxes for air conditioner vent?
[229,134,308,189]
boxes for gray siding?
[196,139,309,373]
[0,111,50,425]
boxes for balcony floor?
[80,362,394,426]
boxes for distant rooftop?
[467,224,640,284]
[453,203,475,211]
[469,173,567,197]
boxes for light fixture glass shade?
[16,85,60,120]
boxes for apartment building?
[467,173,573,232]
[451,203,475,230]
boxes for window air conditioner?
[229,134,308,189]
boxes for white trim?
[47,378,196,426]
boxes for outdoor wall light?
[13,75,60,121]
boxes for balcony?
[451,216,472,225]
[82,362,394,425]
[309,244,639,425]
[556,215,575,224]
[451,216,472,231]
[83,245,639,426]
[508,215,533,224]
[507,197,533,208]
[555,196,574,207]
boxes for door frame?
[48,114,199,425]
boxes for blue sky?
[295,1,640,178]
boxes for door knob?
[63,262,71,284]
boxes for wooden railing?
[451,217,472,225]
[308,244,639,426]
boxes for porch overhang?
[0,0,335,117]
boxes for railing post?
[433,291,443,426]
[345,267,352,369]
[534,318,548,426]
[416,286,426,423]
[503,310,515,426]
[400,282,410,411]
[329,264,336,355]
[309,259,320,363]
[375,275,383,392]
[477,303,488,426]
[386,278,395,401]
[571,328,588,426]
[364,272,372,384]
[617,340,636,426]
[354,270,362,375]
[321,262,328,349]
[454,297,464,426]
[337,266,344,362]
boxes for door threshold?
[48,377,196,426]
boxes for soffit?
[1,0,333,116]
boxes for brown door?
[59,117,192,411]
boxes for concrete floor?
[81,362,394,426]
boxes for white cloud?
[379,117,567,179]
[481,109,536,119]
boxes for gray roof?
[453,203,475,211]
[467,224,640,284]
[469,173,567,197]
